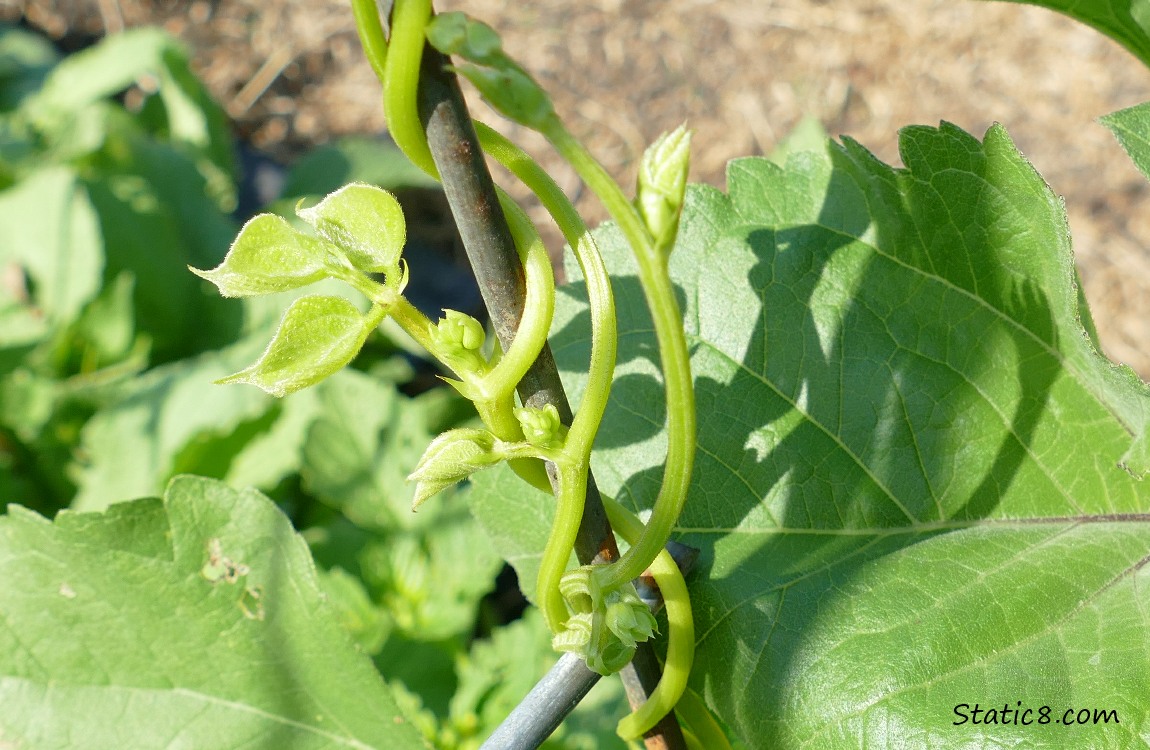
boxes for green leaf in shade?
[297,183,406,274]
[220,295,371,397]
[0,475,425,749]
[280,136,439,199]
[302,369,450,530]
[300,370,501,641]
[472,122,1150,749]
[1102,100,1150,182]
[0,25,59,112]
[0,166,103,325]
[318,566,392,656]
[986,0,1150,70]
[192,213,331,297]
[70,335,275,512]
[24,27,235,201]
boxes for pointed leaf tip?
[192,213,330,297]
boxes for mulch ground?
[4,0,1148,378]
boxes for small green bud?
[430,310,487,373]
[636,124,692,253]
[605,586,658,649]
[449,63,554,130]
[426,12,504,65]
[515,403,567,449]
[408,428,502,508]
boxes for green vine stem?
[350,5,692,745]
[603,496,694,740]
[542,120,696,593]
[365,0,625,631]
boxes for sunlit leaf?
[219,295,371,397]
[297,183,406,274]
[192,214,331,298]
[472,122,1150,749]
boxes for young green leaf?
[408,427,502,509]
[218,295,372,396]
[449,63,555,130]
[190,213,330,297]
[296,182,406,275]
[1102,101,1150,182]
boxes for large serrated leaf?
[0,475,425,749]
[470,122,1150,749]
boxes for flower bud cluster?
[430,309,487,374]
[514,403,567,449]
[551,566,658,675]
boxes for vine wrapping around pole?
[401,6,690,748]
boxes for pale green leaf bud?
[430,310,487,373]
[605,585,658,649]
[408,428,502,509]
[554,567,655,675]
[636,124,692,252]
[426,12,503,65]
[515,403,567,449]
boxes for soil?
[4,0,1149,378]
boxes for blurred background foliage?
[0,21,627,749]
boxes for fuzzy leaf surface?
[220,295,371,397]
[471,122,1150,748]
[0,475,424,749]
[297,183,406,274]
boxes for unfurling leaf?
[217,295,371,396]
[636,124,691,253]
[515,403,567,449]
[190,214,330,297]
[408,428,502,509]
[296,183,406,276]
